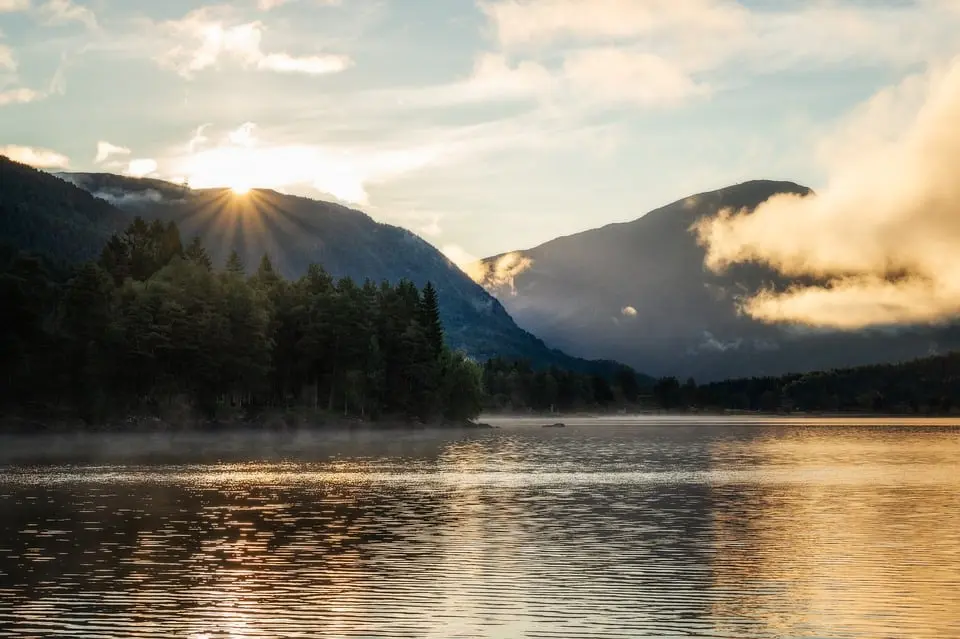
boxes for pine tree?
[225,249,245,275]
[419,281,444,359]
[185,236,213,271]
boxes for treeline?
[650,353,960,414]
[481,358,644,412]
[1,218,484,425]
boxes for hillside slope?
[14,167,636,377]
[472,180,960,380]
[0,157,128,263]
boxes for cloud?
[621,306,638,317]
[481,0,747,48]
[0,44,15,71]
[561,48,708,106]
[38,0,97,29]
[695,56,960,329]
[157,8,351,78]
[467,251,534,295]
[695,331,743,353]
[187,123,211,153]
[0,87,41,105]
[380,49,703,112]
[475,0,960,111]
[257,52,351,75]
[228,121,256,146]
[126,158,158,177]
[442,244,477,267]
[258,0,342,10]
[92,188,167,207]
[94,140,131,163]
[0,0,29,12]
[1,144,69,168]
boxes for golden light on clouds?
[695,56,960,330]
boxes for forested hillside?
[650,354,960,414]
[0,157,128,264]
[1,218,486,426]
[0,159,641,378]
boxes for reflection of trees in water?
[0,477,455,635]
[706,428,960,639]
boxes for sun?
[230,181,252,196]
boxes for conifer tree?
[419,281,444,359]
[225,249,245,275]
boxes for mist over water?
[1,419,959,638]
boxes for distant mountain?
[471,180,960,381]
[0,159,640,378]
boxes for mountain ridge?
[0,156,644,380]
[472,179,960,381]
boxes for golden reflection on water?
[1,423,959,638]
[708,429,960,639]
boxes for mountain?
[0,156,641,378]
[471,180,960,381]
[0,157,128,264]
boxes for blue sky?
[2,0,960,263]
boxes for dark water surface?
[1,417,958,638]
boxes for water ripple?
[0,421,958,638]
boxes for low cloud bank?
[695,57,960,329]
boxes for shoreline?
[0,412,496,435]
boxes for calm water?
[0,417,959,638]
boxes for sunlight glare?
[230,181,252,196]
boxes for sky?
[2,0,960,269]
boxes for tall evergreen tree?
[419,281,444,359]
[184,236,212,271]
[225,249,245,276]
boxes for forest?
[3,217,959,428]
[1,218,490,426]
[648,355,960,415]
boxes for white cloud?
[157,9,351,78]
[1,144,69,168]
[258,52,350,75]
[0,87,41,106]
[0,0,29,12]
[561,48,708,106]
[695,56,960,329]
[94,140,131,163]
[442,244,478,267]
[38,0,97,29]
[227,121,257,146]
[473,0,960,111]
[420,215,442,237]
[187,123,211,153]
[621,306,638,317]
[258,0,341,10]
[466,251,534,294]
[0,44,16,71]
[126,158,158,177]
[377,48,703,112]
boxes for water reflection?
[0,422,957,637]
[708,427,960,639]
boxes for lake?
[1,417,958,638]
